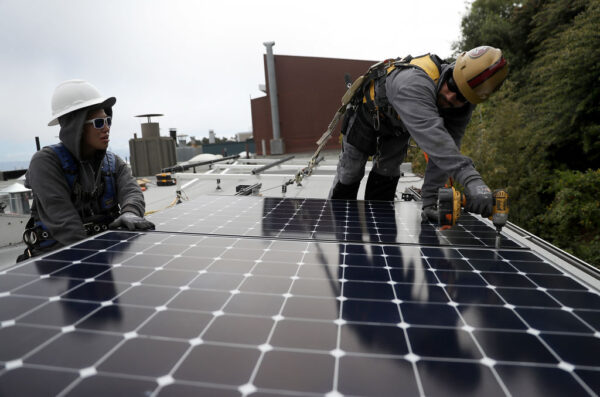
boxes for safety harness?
[288,54,443,186]
[22,143,119,256]
[361,54,442,127]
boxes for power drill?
[437,187,509,234]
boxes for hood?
[57,100,114,161]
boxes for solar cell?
[149,196,524,249]
[0,196,598,396]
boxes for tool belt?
[22,213,116,254]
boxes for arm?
[420,107,475,207]
[27,149,87,245]
[113,154,145,217]
[108,154,154,231]
[385,69,480,204]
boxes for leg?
[330,134,369,199]
[365,172,400,201]
[366,131,408,201]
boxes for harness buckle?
[23,229,38,245]
[83,218,111,236]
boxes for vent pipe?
[263,41,284,154]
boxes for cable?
[260,183,291,193]
[144,190,187,216]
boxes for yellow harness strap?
[362,54,441,108]
[409,55,441,84]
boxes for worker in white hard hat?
[329,46,508,222]
[17,80,154,262]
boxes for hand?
[464,179,493,217]
[109,212,155,231]
[421,204,439,223]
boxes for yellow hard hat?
[453,46,508,104]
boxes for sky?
[0,0,472,167]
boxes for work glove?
[109,212,155,231]
[464,179,493,218]
[421,204,439,224]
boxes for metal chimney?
[128,114,177,176]
[263,41,284,154]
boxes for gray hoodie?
[385,63,481,207]
[25,104,145,247]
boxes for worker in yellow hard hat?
[329,46,508,222]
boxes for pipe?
[263,42,281,140]
[210,164,340,172]
[161,154,240,173]
[35,137,41,151]
[175,173,333,180]
[251,155,295,174]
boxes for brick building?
[251,54,375,155]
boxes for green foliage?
[405,139,427,176]
[452,0,541,81]
[524,0,600,169]
[451,0,600,266]
[528,0,589,47]
[536,170,600,266]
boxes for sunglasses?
[85,116,112,129]
[446,76,468,103]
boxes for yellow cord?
[144,195,181,216]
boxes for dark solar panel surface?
[149,196,524,249]
[0,197,598,396]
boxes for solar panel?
[149,196,524,249]
[1,218,598,396]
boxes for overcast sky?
[0,0,471,165]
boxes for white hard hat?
[48,79,116,126]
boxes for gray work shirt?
[385,64,481,205]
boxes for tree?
[453,0,600,266]
[452,0,542,83]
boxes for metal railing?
[161,155,240,173]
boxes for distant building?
[236,132,253,142]
[251,54,375,155]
